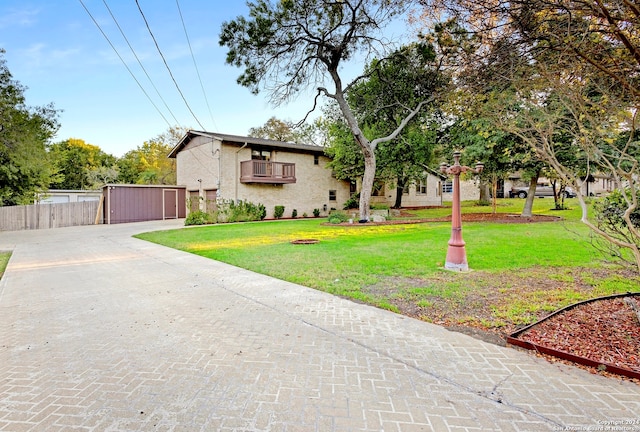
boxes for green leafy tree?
[248,117,300,142]
[117,126,184,185]
[323,41,448,208]
[220,0,432,221]
[0,49,60,205]
[446,117,518,211]
[85,165,120,189]
[48,138,117,190]
[415,0,640,271]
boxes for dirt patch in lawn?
[338,212,639,381]
[362,267,640,382]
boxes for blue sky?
[0,1,347,156]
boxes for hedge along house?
[168,131,352,219]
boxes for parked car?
[510,184,577,198]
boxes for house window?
[442,180,453,194]
[329,190,337,201]
[314,155,319,165]
[418,178,428,195]
[251,149,271,160]
[402,182,410,195]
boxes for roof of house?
[168,130,326,158]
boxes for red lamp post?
[440,151,484,272]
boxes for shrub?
[343,193,359,210]
[274,205,285,219]
[595,189,640,228]
[185,210,212,226]
[328,211,350,224]
[592,189,640,268]
[313,208,321,217]
[370,203,389,210]
[214,199,266,223]
[292,209,298,218]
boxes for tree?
[327,43,448,208]
[117,126,184,185]
[424,0,640,270]
[446,116,520,212]
[48,138,117,190]
[85,165,119,189]
[342,42,447,208]
[0,49,60,205]
[220,0,432,221]
[248,117,300,142]
[324,41,447,209]
[248,116,325,145]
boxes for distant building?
[37,190,102,204]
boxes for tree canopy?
[221,1,443,220]
[0,49,60,205]
[117,127,183,185]
[48,138,117,190]
[248,116,322,144]
[324,42,447,208]
[413,0,640,270]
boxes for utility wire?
[101,0,180,125]
[176,0,218,132]
[77,0,172,128]
[135,0,206,131]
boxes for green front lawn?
[135,198,639,335]
[0,251,11,279]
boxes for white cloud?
[0,7,40,29]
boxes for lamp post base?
[444,261,470,272]
[444,243,469,272]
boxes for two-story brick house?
[168,131,353,219]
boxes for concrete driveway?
[1,220,638,431]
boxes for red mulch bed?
[512,296,640,376]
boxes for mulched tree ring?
[507,292,640,379]
[290,239,319,245]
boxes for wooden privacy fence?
[0,200,102,231]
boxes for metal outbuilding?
[102,184,187,224]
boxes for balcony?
[240,160,296,184]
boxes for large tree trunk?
[479,182,490,202]
[491,178,498,214]
[522,174,539,217]
[394,179,405,209]
[359,148,376,221]
[333,86,375,221]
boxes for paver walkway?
[1,220,639,431]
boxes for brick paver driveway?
[1,220,639,431]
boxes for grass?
[0,251,10,279]
[135,198,639,334]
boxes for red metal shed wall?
[104,186,186,224]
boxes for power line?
[175,0,218,132]
[101,0,180,125]
[77,0,172,128]
[134,0,206,131]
